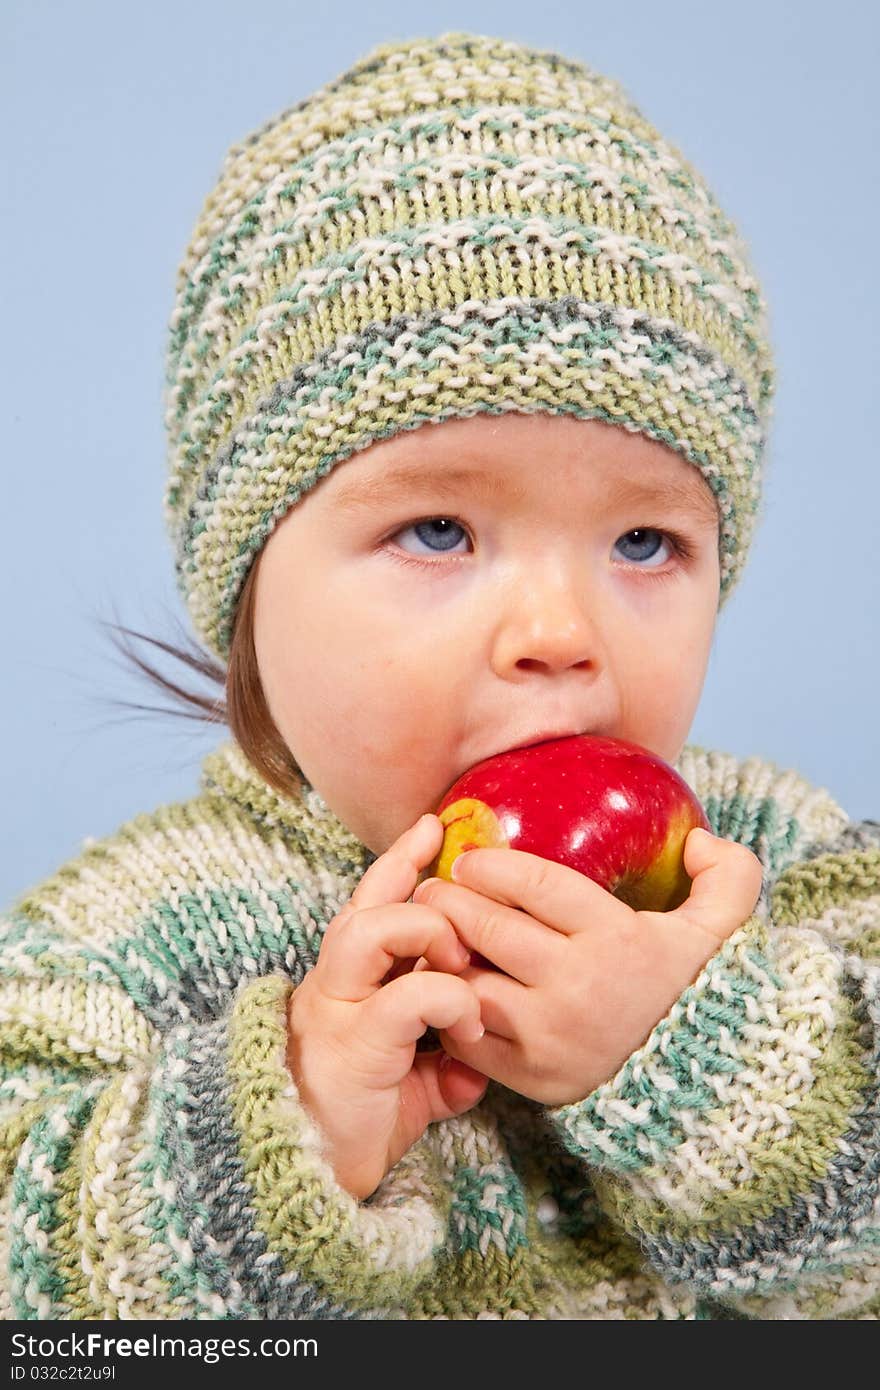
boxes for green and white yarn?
[163,31,776,661]
[2,739,879,1320]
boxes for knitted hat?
[163,30,775,662]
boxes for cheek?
[283,617,476,846]
[654,626,714,704]
[618,611,714,738]
[267,599,455,747]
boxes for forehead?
[323,413,720,527]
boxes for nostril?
[516,657,593,673]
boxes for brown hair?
[102,554,303,800]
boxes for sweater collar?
[199,738,378,877]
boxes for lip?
[500,729,585,756]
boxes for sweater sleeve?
[0,811,451,1321]
[544,763,880,1319]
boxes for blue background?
[3,0,878,908]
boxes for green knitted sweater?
[1,739,878,1320]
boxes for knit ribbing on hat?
[163,31,776,661]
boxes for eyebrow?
[330,460,719,528]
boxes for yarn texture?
[2,740,878,1320]
[163,31,776,661]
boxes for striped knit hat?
[163,30,775,662]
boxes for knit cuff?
[541,907,880,1311]
[545,914,771,1181]
[217,973,449,1311]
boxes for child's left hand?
[411,828,764,1106]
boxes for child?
[2,30,877,1321]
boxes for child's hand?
[286,814,487,1201]
[412,828,763,1106]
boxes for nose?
[489,557,602,678]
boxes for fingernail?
[415,877,442,898]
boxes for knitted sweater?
[1,739,878,1321]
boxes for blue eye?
[386,519,691,571]
[394,518,470,555]
[613,529,672,567]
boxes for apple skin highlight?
[428,735,710,913]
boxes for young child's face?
[253,413,721,855]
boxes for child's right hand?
[285,813,488,1200]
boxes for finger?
[438,1025,525,1093]
[348,814,445,913]
[678,829,764,940]
[413,876,568,985]
[409,1051,489,1123]
[440,1027,583,1106]
[318,902,471,1000]
[457,962,521,1040]
[445,848,633,937]
[389,1053,489,1167]
[364,970,484,1050]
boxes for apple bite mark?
[429,797,509,882]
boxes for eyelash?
[382,516,698,578]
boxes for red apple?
[427,734,710,914]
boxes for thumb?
[678,827,764,941]
[412,1051,489,1123]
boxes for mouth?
[500,729,586,756]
